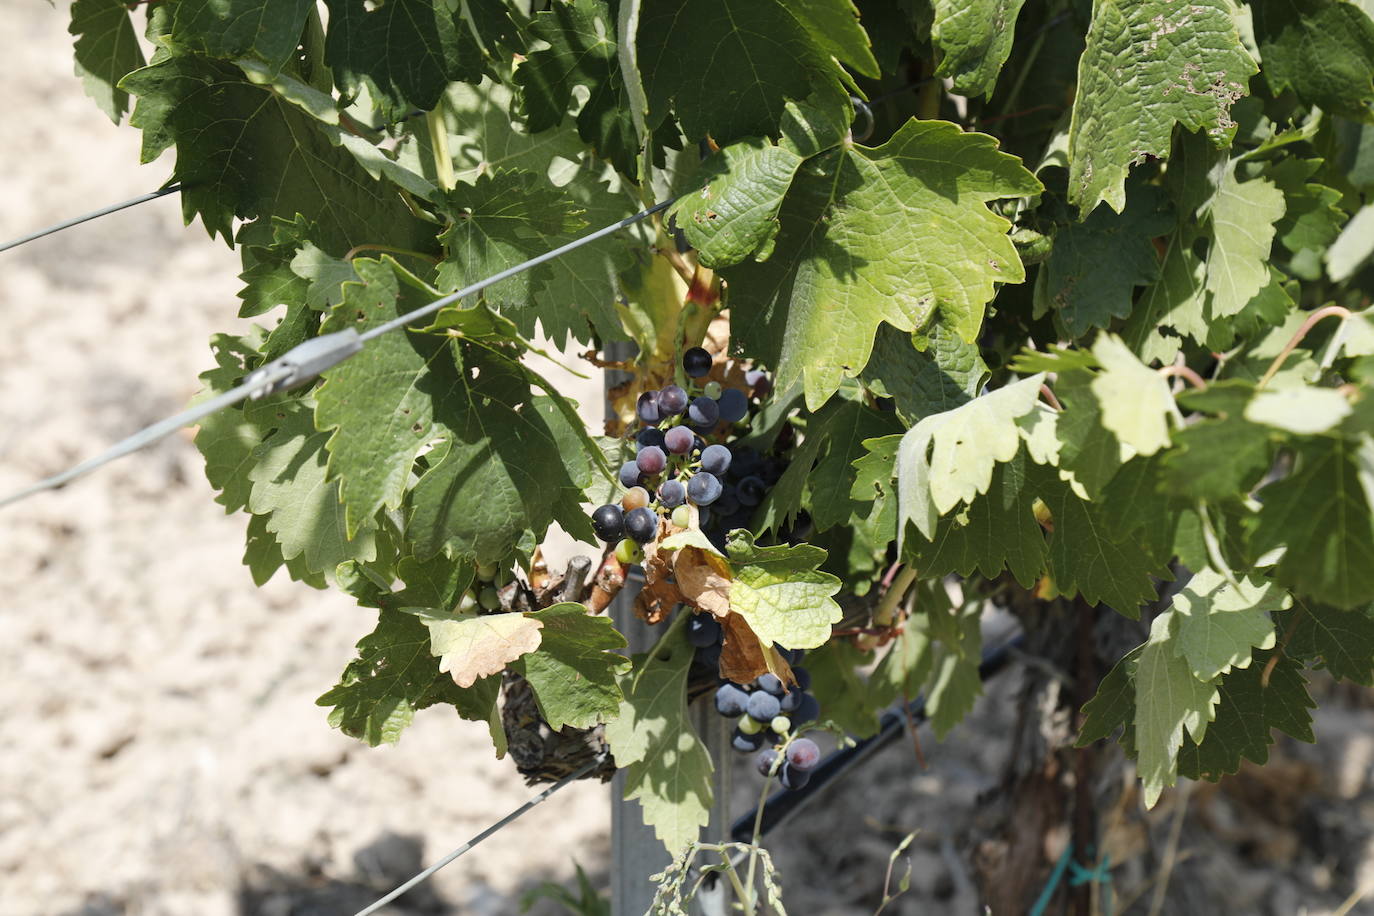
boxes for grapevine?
[44,0,1374,910]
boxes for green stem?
[1257,305,1352,388]
[342,243,440,264]
[743,742,785,914]
[719,853,753,914]
[427,108,456,192]
[875,566,918,627]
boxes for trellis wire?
[0,184,183,253]
[0,198,673,510]
[351,755,606,916]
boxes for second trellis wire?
[0,198,673,509]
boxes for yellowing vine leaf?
[424,612,544,688]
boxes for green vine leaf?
[861,323,989,425]
[436,170,627,343]
[514,0,638,176]
[1067,0,1255,214]
[638,0,852,144]
[897,373,1045,543]
[317,606,478,746]
[1172,568,1287,682]
[1090,334,1175,457]
[1176,649,1315,781]
[69,0,146,123]
[406,346,593,567]
[1134,610,1220,808]
[1038,183,1172,335]
[123,55,429,251]
[1252,0,1374,122]
[1248,437,1374,609]
[668,139,804,268]
[1203,164,1286,319]
[171,0,315,72]
[605,625,713,856]
[321,0,484,120]
[930,0,1027,98]
[725,531,844,650]
[728,118,1042,410]
[246,403,377,578]
[511,604,630,731]
[1283,601,1374,685]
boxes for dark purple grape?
[636,427,666,450]
[687,472,723,506]
[755,748,780,776]
[747,690,781,723]
[657,385,689,415]
[624,507,659,544]
[717,388,749,423]
[755,673,785,697]
[688,396,719,427]
[783,648,806,665]
[637,445,667,475]
[794,693,820,725]
[664,425,695,455]
[780,687,803,713]
[591,504,624,542]
[619,461,643,489]
[732,729,767,754]
[786,737,820,772]
[657,478,687,508]
[688,614,723,648]
[683,347,712,378]
[694,642,722,671]
[792,666,812,691]
[745,368,772,398]
[715,682,749,717]
[712,485,740,516]
[779,761,810,790]
[737,475,767,507]
[697,506,713,528]
[700,444,731,476]
[636,391,662,424]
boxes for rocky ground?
[3,5,1374,915]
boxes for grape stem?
[1257,304,1353,388]
[875,566,918,627]
[1038,383,1063,411]
[341,243,441,264]
[742,735,789,915]
[1156,364,1207,390]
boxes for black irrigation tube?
[731,634,1026,843]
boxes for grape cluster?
[452,562,506,614]
[589,346,777,555]
[710,648,822,789]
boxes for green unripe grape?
[478,585,502,610]
[671,505,692,528]
[475,561,498,581]
[737,714,764,735]
[615,538,644,565]
[770,715,790,735]
[456,590,479,615]
[703,380,723,399]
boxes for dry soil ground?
[5,5,1374,916]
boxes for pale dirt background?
[4,4,1374,916]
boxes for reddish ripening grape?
[637,445,667,475]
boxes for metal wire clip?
[244,329,364,398]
